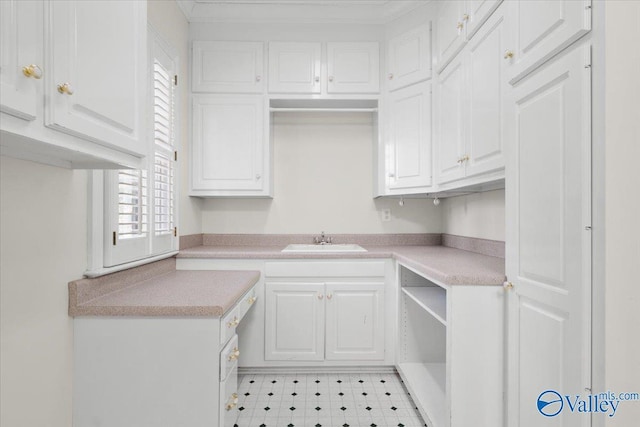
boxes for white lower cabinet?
[264,261,388,363]
[73,286,257,427]
[397,264,503,427]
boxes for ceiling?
[177,0,430,24]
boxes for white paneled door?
[46,0,147,156]
[265,282,325,361]
[268,42,321,93]
[505,43,591,427]
[325,283,385,361]
[326,42,379,94]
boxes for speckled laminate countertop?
[69,267,260,317]
[177,245,506,286]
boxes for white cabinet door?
[326,42,379,94]
[265,282,325,361]
[325,283,385,361]
[435,55,466,184]
[0,0,41,121]
[192,41,264,93]
[387,81,432,191]
[436,0,467,72]
[387,26,431,92]
[506,0,591,83]
[465,0,503,38]
[191,95,267,196]
[506,44,591,427]
[465,6,507,178]
[268,42,321,93]
[46,0,147,157]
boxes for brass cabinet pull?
[227,316,239,328]
[503,281,514,290]
[504,50,514,60]
[326,293,333,300]
[228,347,240,361]
[57,82,74,95]
[22,64,42,79]
[225,393,238,411]
[248,296,256,305]
[456,22,464,30]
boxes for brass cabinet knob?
[503,281,514,290]
[457,22,464,30]
[247,296,256,305]
[57,82,74,95]
[317,293,324,300]
[22,64,42,79]
[457,155,470,164]
[463,13,470,21]
[326,293,333,300]
[504,50,514,59]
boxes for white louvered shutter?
[103,30,178,267]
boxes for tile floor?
[233,372,426,427]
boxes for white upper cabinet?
[435,0,503,72]
[435,0,467,72]
[326,42,379,94]
[505,0,591,83]
[386,25,431,92]
[191,94,269,197]
[386,80,433,193]
[436,54,466,185]
[268,42,321,93]
[46,0,147,157]
[436,6,508,186]
[192,41,264,93]
[0,0,41,121]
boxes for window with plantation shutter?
[102,28,178,268]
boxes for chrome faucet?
[314,231,332,245]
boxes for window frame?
[85,25,180,277]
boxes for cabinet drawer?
[221,306,239,346]
[220,334,239,382]
[219,365,238,427]
[265,261,386,278]
[238,287,258,321]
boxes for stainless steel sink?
[281,244,367,253]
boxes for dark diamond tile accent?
[249,380,255,383]
[291,392,297,396]
[244,392,250,396]
[338,392,344,396]
[391,406,397,411]
[260,424,266,427]
[343,424,349,427]
[340,406,347,411]
[293,380,298,383]
[264,406,270,411]
[358,380,364,383]
[315,380,320,383]
[315,424,322,427]
[289,406,296,411]
[271,380,277,383]
[268,392,274,396]
[238,406,245,411]
[380,380,386,383]
[315,406,321,411]
[288,424,294,427]
[385,392,391,396]
[371,424,377,427]
[362,392,368,396]
[398,424,405,427]
[366,406,372,411]
[315,392,321,396]
[337,380,342,383]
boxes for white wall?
[603,2,640,425]
[148,0,202,236]
[441,190,505,241]
[201,112,442,233]
[0,156,86,427]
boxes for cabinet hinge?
[174,75,178,86]
[174,227,178,237]
[174,151,178,161]
[112,231,117,246]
